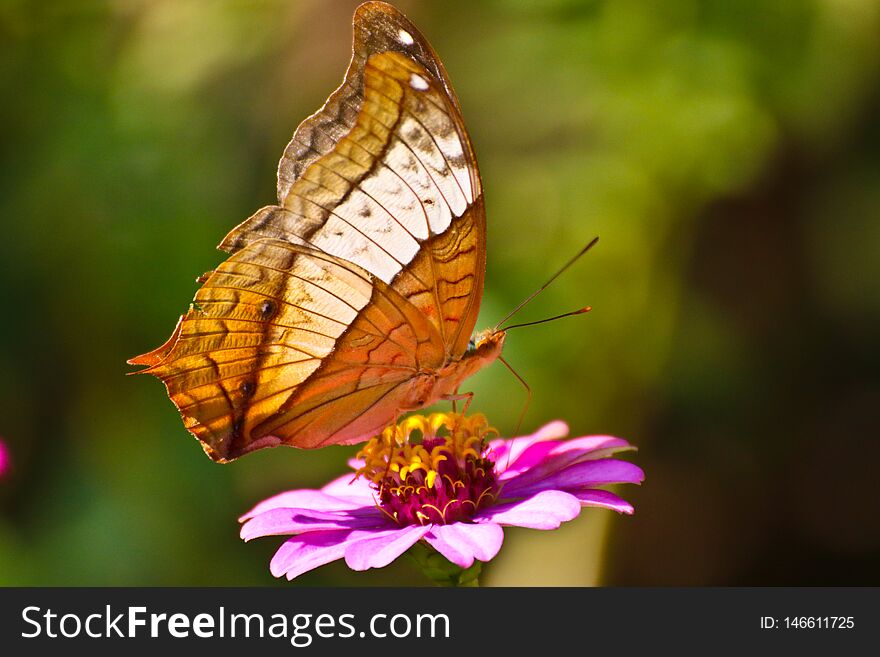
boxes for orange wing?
[131,2,487,460]
[130,240,445,461]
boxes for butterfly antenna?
[495,237,599,331]
[502,306,592,331]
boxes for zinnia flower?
[240,413,644,582]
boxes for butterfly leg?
[442,391,474,415]
[376,410,405,497]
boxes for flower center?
[355,413,499,527]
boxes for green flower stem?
[406,542,481,587]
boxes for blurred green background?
[1,0,878,586]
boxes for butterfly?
[129,1,507,462]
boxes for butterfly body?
[416,327,507,408]
[130,2,501,462]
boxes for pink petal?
[573,489,635,514]
[0,439,10,478]
[240,489,365,521]
[476,490,581,529]
[343,525,431,571]
[270,528,374,580]
[424,522,504,569]
[489,421,569,473]
[500,436,633,484]
[240,506,386,541]
[321,472,375,503]
[550,435,633,457]
[495,441,559,480]
[503,458,645,498]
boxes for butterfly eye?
[467,338,476,352]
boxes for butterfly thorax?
[422,329,505,404]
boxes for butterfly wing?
[131,2,487,460]
[221,1,486,357]
[130,239,446,461]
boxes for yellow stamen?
[355,412,497,487]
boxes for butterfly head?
[466,328,506,361]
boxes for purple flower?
[0,439,9,479]
[240,414,644,581]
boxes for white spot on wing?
[334,188,421,266]
[382,140,451,235]
[358,161,431,241]
[282,252,367,323]
[310,216,402,284]
[409,73,429,91]
[397,117,469,218]
[398,29,414,45]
